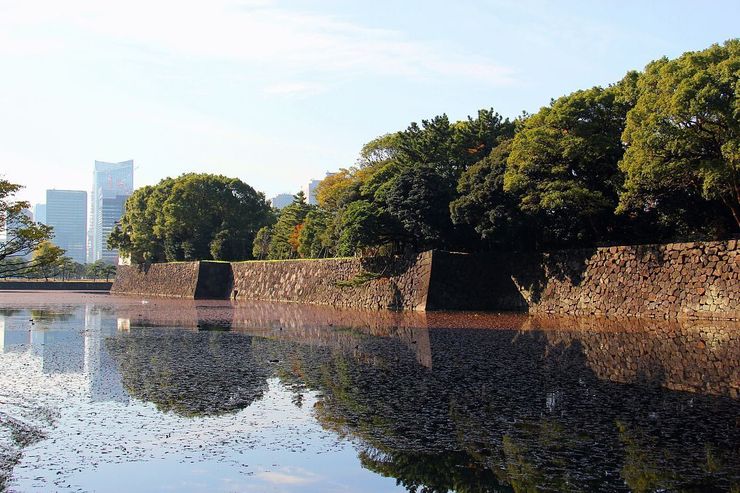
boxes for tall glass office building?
[46,190,87,263]
[88,160,134,264]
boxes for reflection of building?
[34,329,85,373]
[85,306,129,403]
[0,316,29,352]
[89,160,134,264]
[46,190,88,263]
[269,193,293,210]
[0,307,129,403]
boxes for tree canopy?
[0,179,60,278]
[253,39,738,261]
[110,173,272,263]
[619,39,739,228]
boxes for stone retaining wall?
[230,252,432,310]
[111,240,739,318]
[111,262,201,298]
[499,240,739,320]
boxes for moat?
[0,292,738,492]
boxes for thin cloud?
[0,0,515,86]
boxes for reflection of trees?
[29,309,74,324]
[265,327,740,492]
[106,329,271,417]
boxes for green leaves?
[0,179,57,278]
[619,39,739,227]
[109,173,272,263]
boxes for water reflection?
[106,329,269,416]
[0,296,738,492]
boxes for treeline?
[111,40,738,263]
[256,40,738,259]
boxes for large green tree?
[384,165,456,250]
[450,139,529,248]
[266,192,312,260]
[110,173,272,263]
[618,39,740,229]
[504,85,631,245]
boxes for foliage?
[31,241,65,280]
[252,226,273,260]
[504,84,631,245]
[266,192,312,259]
[450,139,529,248]
[0,180,56,277]
[109,173,272,263]
[383,165,456,250]
[618,39,740,228]
[334,200,392,256]
[86,260,117,281]
[298,208,332,258]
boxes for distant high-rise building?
[301,172,335,206]
[270,193,294,210]
[46,190,87,263]
[34,203,46,225]
[89,160,134,264]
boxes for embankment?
[111,240,739,319]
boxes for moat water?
[0,292,738,492]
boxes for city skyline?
[45,189,87,263]
[3,1,739,207]
[88,160,134,263]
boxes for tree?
[32,241,64,281]
[58,256,76,281]
[109,173,273,263]
[384,165,456,250]
[252,226,273,260]
[618,39,740,229]
[451,139,529,248]
[334,200,392,256]
[267,192,312,259]
[504,85,631,246]
[0,180,56,277]
[102,264,117,282]
[297,208,332,258]
[86,259,115,280]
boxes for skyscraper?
[34,203,46,224]
[269,193,294,210]
[46,190,87,263]
[89,160,134,264]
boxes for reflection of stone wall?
[0,281,112,291]
[519,315,740,398]
[231,252,433,311]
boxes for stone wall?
[497,240,739,320]
[230,252,432,310]
[112,262,202,298]
[111,240,739,318]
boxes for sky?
[2,0,739,207]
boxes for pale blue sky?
[2,0,738,206]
